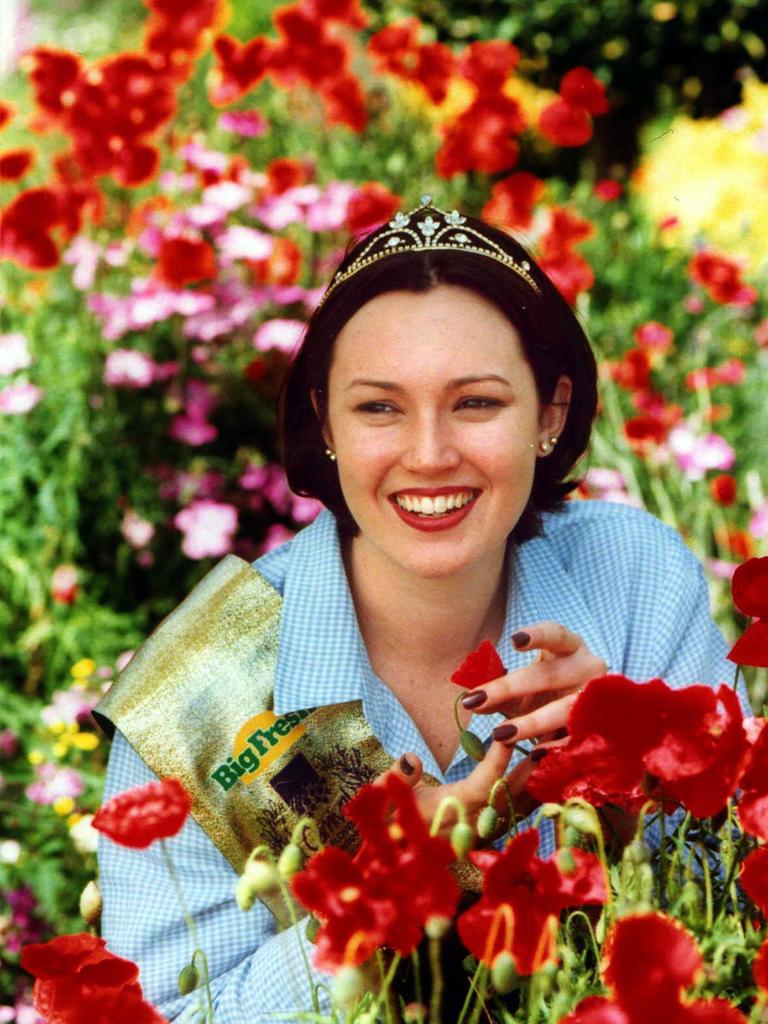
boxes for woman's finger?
[512,621,583,657]
[375,751,424,788]
[492,690,582,746]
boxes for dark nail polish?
[512,631,531,649]
[530,747,549,763]
[492,723,519,742]
[400,754,415,775]
[461,690,487,710]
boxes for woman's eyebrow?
[346,374,512,391]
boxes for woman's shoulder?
[251,508,337,595]
[539,499,699,576]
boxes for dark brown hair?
[279,214,597,543]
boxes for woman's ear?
[539,375,572,441]
[310,388,333,450]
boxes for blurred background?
[1,0,767,1016]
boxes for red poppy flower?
[23,47,83,120]
[609,349,652,391]
[436,94,523,177]
[728,557,768,668]
[0,187,75,270]
[367,20,421,77]
[538,251,595,305]
[561,913,746,1024]
[560,67,609,115]
[209,35,274,107]
[21,933,166,1024]
[456,830,607,973]
[0,148,35,181]
[265,157,310,196]
[540,207,595,258]
[716,525,755,563]
[710,474,737,507]
[319,73,368,132]
[346,183,401,235]
[458,41,520,91]
[306,0,369,28]
[271,6,348,88]
[450,640,505,689]
[594,179,622,202]
[539,99,593,147]
[291,775,459,970]
[92,777,191,848]
[409,42,455,104]
[740,847,768,916]
[688,251,756,307]
[737,721,768,839]
[0,101,15,130]
[248,237,303,286]
[623,414,668,450]
[482,172,545,231]
[527,676,749,818]
[155,237,217,289]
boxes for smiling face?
[320,284,570,584]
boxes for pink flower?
[116,650,135,672]
[260,523,295,553]
[290,494,323,524]
[254,186,321,230]
[594,179,622,201]
[707,559,739,581]
[25,763,84,805]
[305,182,356,231]
[755,319,768,348]
[169,415,218,445]
[683,294,705,314]
[217,224,274,262]
[63,236,101,290]
[0,382,42,414]
[218,110,269,137]
[634,321,673,353]
[253,318,306,353]
[103,349,158,388]
[178,140,228,174]
[174,499,238,558]
[121,510,155,549]
[750,501,768,539]
[51,564,78,604]
[41,689,98,728]
[669,426,735,481]
[0,331,32,375]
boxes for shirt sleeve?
[98,730,333,1023]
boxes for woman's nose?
[400,416,461,473]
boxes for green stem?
[430,795,468,836]
[732,663,743,693]
[159,841,214,1024]
[429,937,444,1024]
[411,948,424,1015]
[272,864,321,1016]
[376,949,400,1024]
[456,960,485,1024]
[466,964,488,1024]
[699,842,714,932]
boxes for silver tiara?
[316,194,541,308]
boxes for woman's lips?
[389,490,479,532]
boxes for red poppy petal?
[558,996,629,1023]
[732,558,768,618]
[450,640,506,688]
[754,937,768,992]
[92,777,191,848]
[740,847,768,915]
[538,99,592,147]
[728,621,768,668]
[603,913,701,1009]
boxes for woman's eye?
[457,397,503,410]
[356,401,397,414]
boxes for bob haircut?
[279,213,598,544]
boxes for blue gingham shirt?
[99,500,745,1022]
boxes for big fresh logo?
[210,709,311,791]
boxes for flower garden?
[1,0,768,1020]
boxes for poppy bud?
[237,858,279,910]
[557,848,576,873]
[332,965,366,1009]
[491,951,518,994]
[78,879,102,924]
[236,874,257,911]
[623,840,649,867]
[477,805,500,839]
[178,963,199,995]
[278,843,304,879]
[451,821,474,858]
[425,915,452,940]
[404,1003,428,1023]
[460,729,486,762]
[563,806,600,837]
[539,803,562,818]
[305,915,321,943]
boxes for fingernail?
[530,747,549,763]
[399,754,415,775]
[461,690,487,710]
[492,723,519,742]
[512,631,531,649]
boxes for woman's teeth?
[394,492,476,516]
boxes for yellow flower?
[28,750,45,765]
[53,741,68,759]
[72,733,99,752]
[53,797,76,816]
[71,658,96,680]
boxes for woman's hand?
[461,621,607,747]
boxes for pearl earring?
[539,436,559,454]
[325,447,337,462]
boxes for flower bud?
[236,858,279,910]
[178,963,199,995]
[236,874,257,911]
[477,806,500,840]
[79,879,102,924]
[332,965,366,1009]
[460,729,486,762]
[563,806,600,837]
[425,915,452,940]
[450,821,474,858]
[278,843,304,879]
[623,840,649,867]
[557,848,576,874]
[404,1002,428,1022]
[305,915,321,943]
[491,951,517,994]
[538,803,562,818]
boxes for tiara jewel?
[315,195,541,308]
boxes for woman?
[97,198,739,1022]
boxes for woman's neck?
[343,535,509,676]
